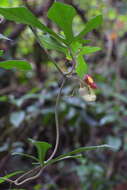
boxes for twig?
[14,166,41,184]
[46,77,66,162]
[14,166,44,185]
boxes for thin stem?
[46,77,66,162]
[14,166,41,184]
[30,27,65,77]
[69,48,77,72]
[14,167,46,186]
[6,77,66,186]
[0,177,14,184]
[65,48,77,76]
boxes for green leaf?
[0,50,4,56]
[76,55,88,78]
[39,34,67,54]
[0,33,11,41]
[29,139,52,165]
[70,41,82,55]
[0,171,24,184]
[46,144,112,166]
[62,144,112,156]
[0,0,20,7]
[79,46,101,56]
[45,154,82,166]
[0,60,32,70]
[48,2,76,43]
[0,6,64,43]
[78,39,91,45]
[75,15,103,41]
[12,152,39,162]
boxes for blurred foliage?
[0,0,127,190]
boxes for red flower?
[83,74,97,89]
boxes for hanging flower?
[78,74,97,102]
[79,86,96,102]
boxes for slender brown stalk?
[14,77,66,185]
[46,78,66,162]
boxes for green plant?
[0,2,112,186]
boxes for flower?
[78,86,96,102]
[78,74,97,102]
[83,74,97,89]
